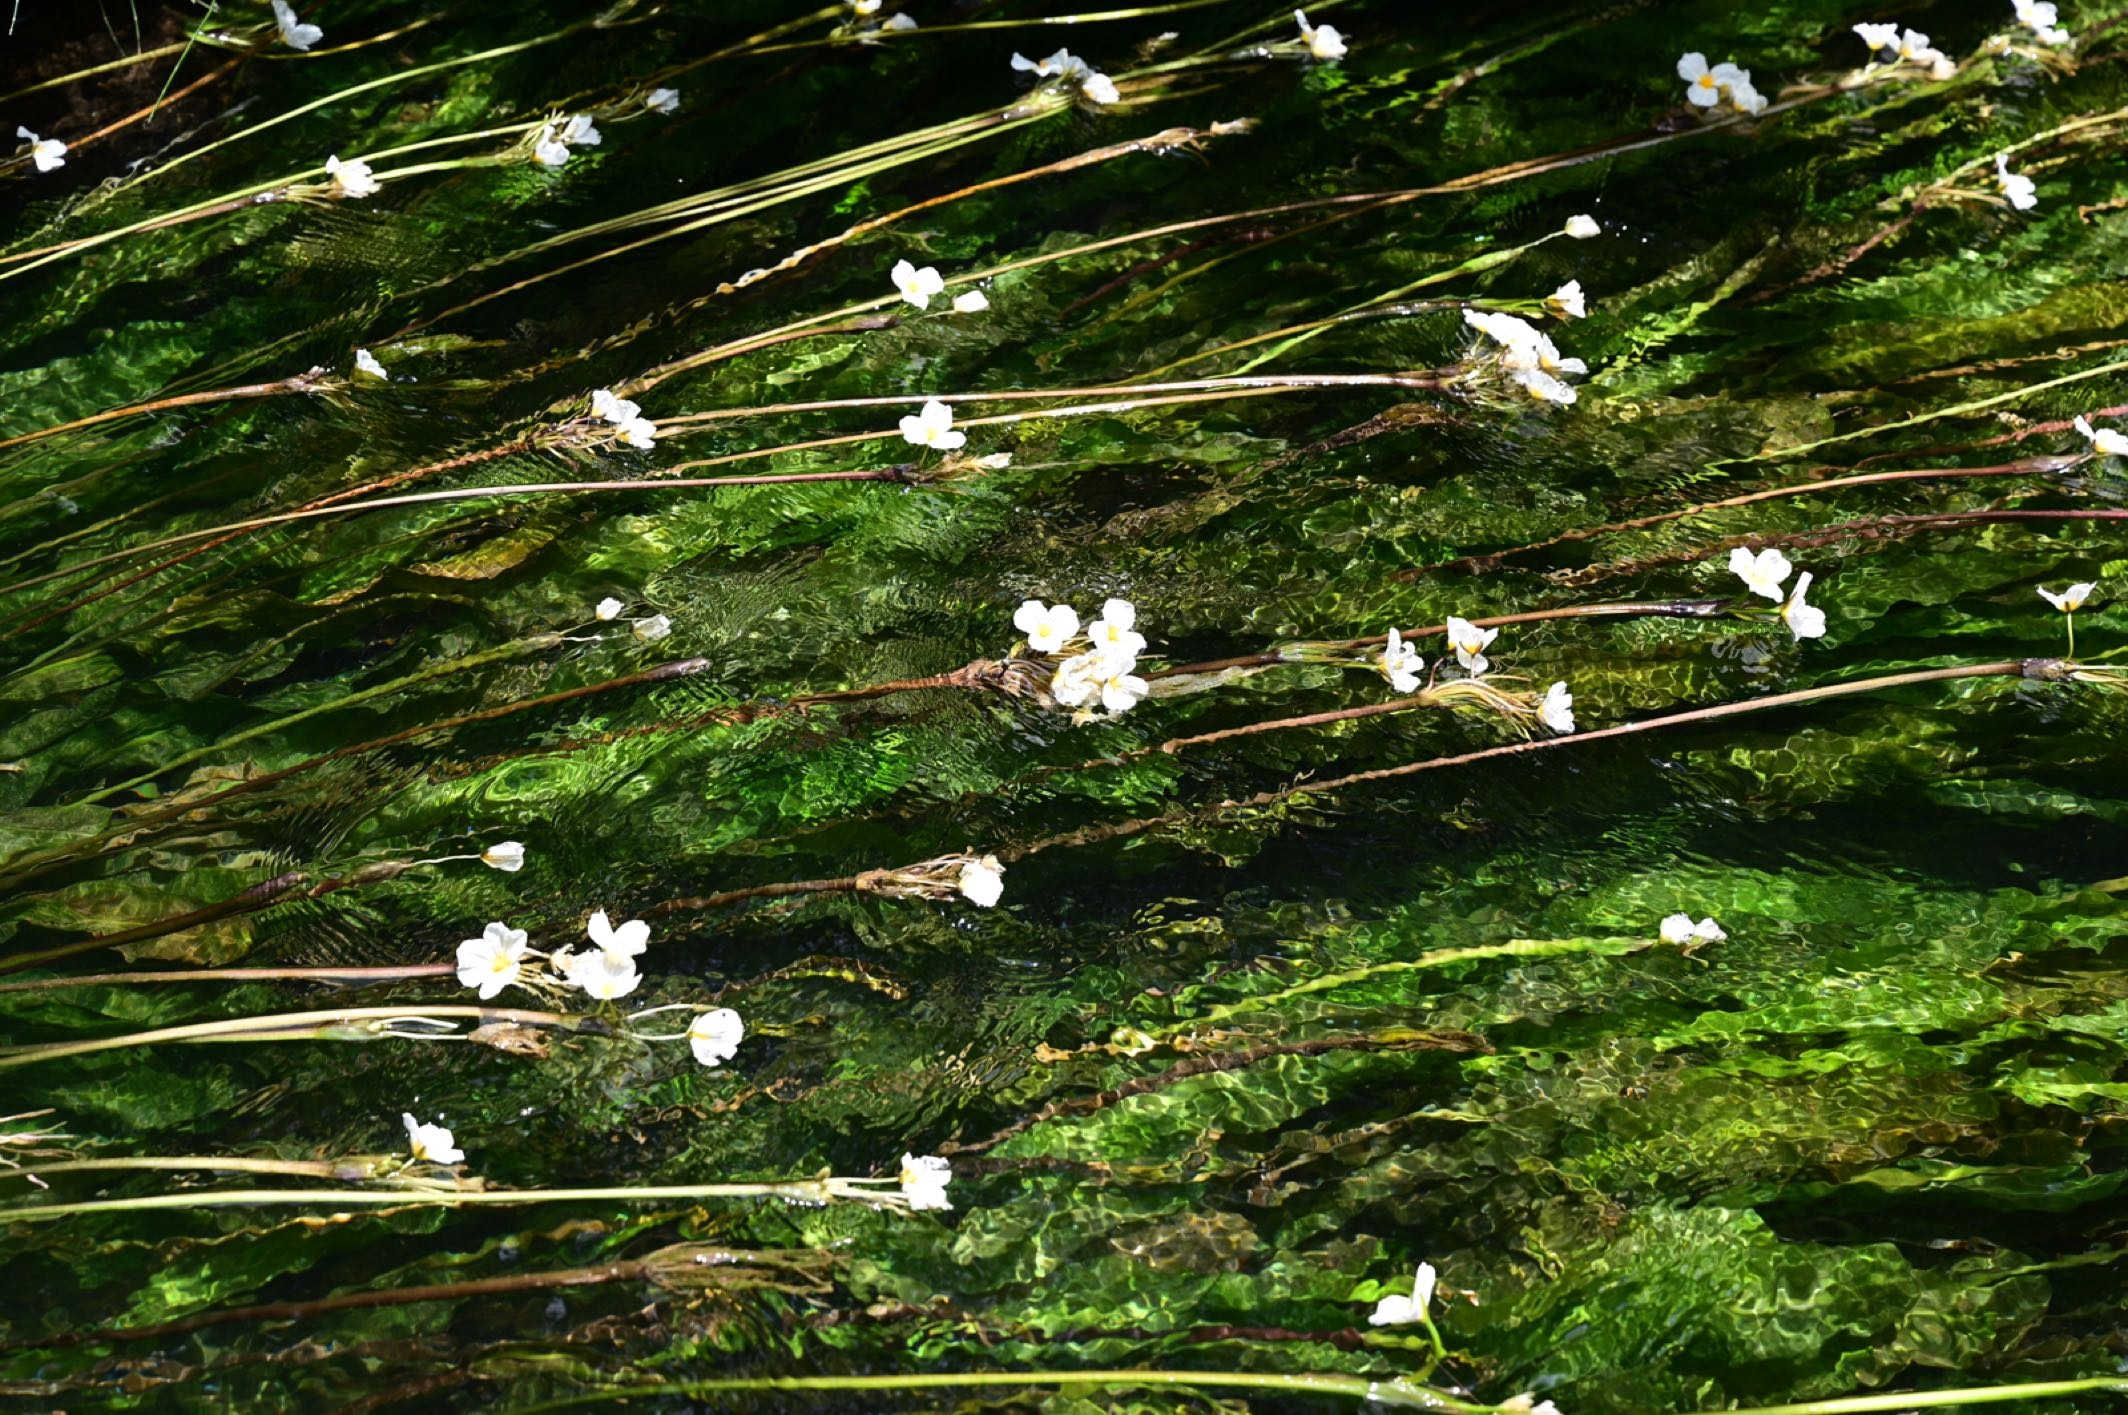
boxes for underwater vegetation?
[4,0,2128,1409]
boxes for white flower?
[1444,616,1498,675]
[1728,76,1768,116]
[533,126,571,167]
[587,909,650,958]
[1294,9,1348,60]
[2073,416,2128,456]
[1781,571,1827,640]
[1015,599,1081,653]
[974,452,1013,469]
[1728,545,1793,601]
[1011,48,1089,79]
[1049,650,1105,708]
[1677,53,1746,108]
[15,127,66,174]
[1896,28,1947,65]
[646,87,681,115]
[1088,598,1146,666]
[555,945,641,1000]
[2013,0,2071,43]
[883,13,918,30]
[614,415,659,449]
[1081,73,1121,105]
[1659,913,1725,944]
[891,258,946,308]
[2039,582,2098,613]
[1853,22,1901,52]
[958,854,1005,907]
[1511,368,1579,405]
[1563,214,1600,239]
[952,289,990,313]
[852,0,882,12]
[1465,311,1585,377]
[687,1009,745,1067]
[1995,154,2037,211]
[456,922,530,1000]
[590,388,641,425]
[595,596,625,621]
[1928,55,1957,79]
[402,1113,464,1165]
[1370,1262,1437,1326]
[1547,280,1586,319]
[325,154,379,198]
[353,348,388,380]
[900,1152,953,1210]
[1097,666,1150,714]
[557,114,601,148]
[481,841,526,873]
[632,614,672,642]
[1380,627,1423,693]
[1540,682,1575,734]
[900,398,965,450]
[272,0,323,50]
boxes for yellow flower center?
[1696,73,1716,88]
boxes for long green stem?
[0,1004,598,1070]
[0,1177,900,1223]
[0,1154,393,1182]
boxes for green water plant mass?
[6,0,2128,1408]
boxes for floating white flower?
[687,1009,746,1067]
[891,258,946,308]
[1081,73,1121,105]
[1547,280,1586,319]
[1370,1262,1437,1326]
[1511,368,1579,406]
[900,1152,953,1211]
[1049,650,1105,708]
[1853,22,1901,53]
[533,126,572,167]
[1728,75,1768,116]
[402,1113,464,1165]
[646,87,681,115]
[1095,665,1150,714]
[2013,0,2071,44]
[595,596,625,621]
[1379,627,1423,693]
[1011,48,1090,79]
[1995,154,2037,211]
[1895,28,1950,67]
[615,415,658,449]
[2073,416,2128,456]
[590,389,640,425]
[852,0,882,12]
[587,909,650,958]
[1728,545,1793,601]
[325,154,379,198]
[1677,52,1746,108]
[952,289,990,313]
[481,841,526,873]
[1464,310,1586,378]
[353,348,388,380]
[272,0,323,50]
[1294,9,1348,60]
[456,922,530,1000]
[1087,598,1146,666]
[14,126,65,174]
[1444,616,1498,675]
[1659,913,1726,944]
[555,946,641,1000]
[900,398,966,450]
[2039,581,2097,613]
[1540,682,1575,734]
[632,614,671,642]
[975,451,1014,469]
[883,13,918,30]
[1015,599,1081,653]
[958,854,1005,907]
[1781,571,1827,640]
[1563,214,1600,239]
[556,114,601,148]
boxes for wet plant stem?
[0,965,456,994]
[0,1004,607,1070]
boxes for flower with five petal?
[15,126,65,173]
[1677,52,1746,107]
[325,154,379,198]
[1659,914,1727,945]
[687,1009,746,1067]
[1728,545,1793,601]
[958,854,1005,907]
[1444,616,1498,675]
[2074,415,2128,456]
[481,841,526,872]
[1294,9,1348,60]
[1014,599,1080,653]
[900,398,965,450]
[1380,627,1423,693]
[1781,571,1827,640]
[891,259,946,308]
[272,0,323,50]
[1540,682,1576,734]
[2039,582,2097,613]
[1087,598,1146,666]
[403,1113,464,1165]
[456,922,530,1000]
[901,1153,953,1210]
[1370,1262,1438,1326]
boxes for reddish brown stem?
[0,370,325,454]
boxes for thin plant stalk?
[0,1004,604,1070]
[0,965,456,994]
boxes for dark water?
[3,0,2127,1410]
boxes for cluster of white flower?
[273,0,323,50]
[1660,913,1727,945]
[1294,9,1348,61]
[2011,0,2071,45]
[2075,416,2128,456]
[1995,154,2038,211]
[14,126,65,174]
[533,114,601,168]
[1852,24,1958,79]
[1728,547,1827,639]
[591,595,669,641]
[1374,622,1573,731]
[891,259,988,313]
[1016,597,1152,716]
[590,387,658,449]
[1462,310,1588,405]
[1010,48,1120,106]
[1677,53,1768,116]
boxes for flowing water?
[3,0,2128,1410]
